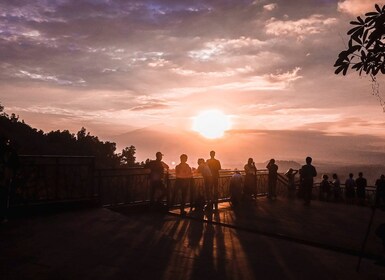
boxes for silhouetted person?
[0,137,19,223]
[206,151,221,210]
[344,173,356,204]
[173,154,192,216]
[375,174,385,209]
[266,158,278,199]
[331,173,341,202]
[244,158,257,201]
[319,174,331,201]
[230,170,243,207]
[285,168,298,199]
[355,172,367,206]
[145,152,169,208]
[299,156,317,205]
[197,158,213,211]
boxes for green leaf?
[347,26,362,35]
[334,65,346,75]
[365,15,378,24]
[363,29,369,43]
[351,45,361,52]
[342,65,348,75]
[338,50,349,58]
[373,66,380,75]
[349,20,362,25]
[365,12,379,16]
[352,62,363,70]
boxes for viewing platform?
[1,197,385,279]
[1,155,384,279]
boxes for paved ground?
[1,197,385,279]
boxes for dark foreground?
[1,197,385,279]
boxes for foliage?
[334,4,385,76]
[119,145,137,167]
[0,102,138,168]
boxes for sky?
[1,0,385,168]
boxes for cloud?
[263,3,277,11]
[15,70,86,86]
[264,67,302,84]
[265,14,338,38]
[188,37,266,61]
[337,0,379,15]
[129,104,169,111]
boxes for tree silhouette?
[334,4,385,76]
[334,4,385,110]
[0,103,139,168]
[119,145,137,167]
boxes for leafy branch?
[334,4,385,76]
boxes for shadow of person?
[188,211,204,249]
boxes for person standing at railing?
[197,158,213,211]
[244,158,257,201]
[299,156,317,206]
[206,151,221,211]
[356,172,367,206]
[319,174,331,201]
[285,168,298,200]
[344,173,356,204]
[266,158,278,200]
[331,173,341,202]
[145,152,169,209]
[173,154,192,216]
[230,170,243,207]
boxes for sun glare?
[192,110,231,139]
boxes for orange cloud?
[265,15,338,38]
[337,0,379,15]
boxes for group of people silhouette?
[318,172,385,208]
[144,152,321,214]
[144,150,221,215]
[144,150,385,215]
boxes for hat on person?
[156,151,163,156]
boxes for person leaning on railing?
[285,168,298,200]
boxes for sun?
[192,110,231,139]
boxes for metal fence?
[97,169,286,207]
[7,156,378,209]
[10,155,96,206]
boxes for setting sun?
[192,110,232,139]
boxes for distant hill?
[316,163,385,186]
[257,160,301,172]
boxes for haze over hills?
[111,124,385,183]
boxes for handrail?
[8,156,380,209]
